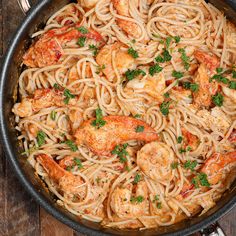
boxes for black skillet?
[0,0,236,235]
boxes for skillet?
[0,0,236,235]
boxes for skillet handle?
[199,222,226,236]
[17,0,31,14]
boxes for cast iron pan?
[0,0,236,235]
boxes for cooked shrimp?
[37,154,86,199]
[137,142,175,182]
[96,42,135,81]
[74,116,158,156]
[112,0,142,39]
[23,23,104,68]
[68,63,92,84]
[194,50,220,72]
[126,71,166,103]
[80,0,99,8]
[182,128,199,151]
[110,181,148,218]
[193,64,218,107]
[12,88,75,117]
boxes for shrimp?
[126,71,166,103]
[12,88,75,117]
[112,0,142,39]
[194,50,220,72]
[96,42,135,81]
[23,23,104,68]
[37,154,86,199]
[182,128,199,151]
[137,142,175,182]
[80,0,99,8]
[110,181,148,219]
[193,63,218,107]
[74,116,159,156]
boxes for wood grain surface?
[0,0,235,236]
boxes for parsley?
[64,89,75,104]
[53,83,60,90]
[134,114,141,118]
[162,49,172,62]
[111,143,128,163]
[211,74,229,85]
[229,81,236,89]
[171,162,179,169]
[178,48,190,70]
[149,64,163,76]
[131,39,136,44]
[184,160,197,171]
[66,166,72,171]
[64,140,78,152]
[130,196,144,203]
[192,177,199,188]
[77,37,86,47]
[154,195,159,201]
[179,147,186,153]
[135,125,144,133]
[172,70,183,79]
[164,92,170,98]
[134,173,141,184]
[232,70,236,78]
[96,64,105,74]
[173,36,181,43]
[74,158,83,169]
[186,146,192,152]
[91,108,106,129]
[157,202,162,209]
[128,47,139,58]
[212,93,224,107]
[50,110,57,121]
[216,67,223,73]
[36,130,46,147]
[182,82,199,92]
[89,44,98,56]
[77,26,88,34]
[155,55,165,63]
[165,37,172,49]
[160,101,171,116]
[192,173,210,188]
[125,69,146,81]
[177,136,183,143]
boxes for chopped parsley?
[36,130,46,147]
[165,37,172,49]
[182,82,199,92]
[50,110,57,121]
[128,47,139,58]
[192,173,210,188]
[135,125,144,133]
[64,89,75,104]
[171,162,179,169]
[216,67,223,73]
[179,147,191,153]
[77,26,88,34]
[111,143,128,163]
[134,173,141,184]
[177,136,183,143]
[89,44,98,56]
[232,70,236,78]
[211,74,229,85]
[178,48,190,70]
[64,140,78,152]
[172,70,183,79]
[125,69,146,81]
[160,101,171,116]
[91,108,106,129]
[74,158,83,169]
[164,92,170,98]
[96,64,106,74]
[184,160,197,171]
[77,37,86,47]
[229,81,236,89]
[212,92,224,107]
[155,49,172,63]
[173,36,181,43]
[154,195,159,201]
[149,64,163,76]
[53,83,60,90]
[157,202,162,209]
[134,114,141,118]
[130,195,144,203]
[155,55,165,63]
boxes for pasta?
[12,0,236,230]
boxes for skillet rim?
[0,0,236,235]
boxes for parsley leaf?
[36,130,46,147]
[91,108,106,129]
[211,74,229,85]
[216,67,223,73]
[172,70,183,79]
[130,196,144,203]
[53,83,60,90]
[77,37,86,47]
[89,44,98,56]
[64,140,78,152]
[64,89,75,104]
[128,47,139,58]
[162,49,172,62]
[74,158,83,169]
[178,48,190,70]
[134,114,141,118]
[173,36,181,43]
[232,70,236,78]
[212,92,224,107]
[125,69,146,81]
[77,26,88,34]
[111,143,129,163]
[171,162,179,169]
[165,37,172,49]
[157,202,162,209]
[164,92,170,98]
[149,64,163,76]
[155,55,165,63]
[177,136,183,143]
[134,173,141,184]
[182,82,199,92]
[160,101,171,116]
[229,81,236,90]
[135,125,144,133]
[198,173,210,187]
[184,160,197,171]
[50,110,57,121]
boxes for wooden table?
[0,0,235,235]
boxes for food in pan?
[12,0,236,229]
